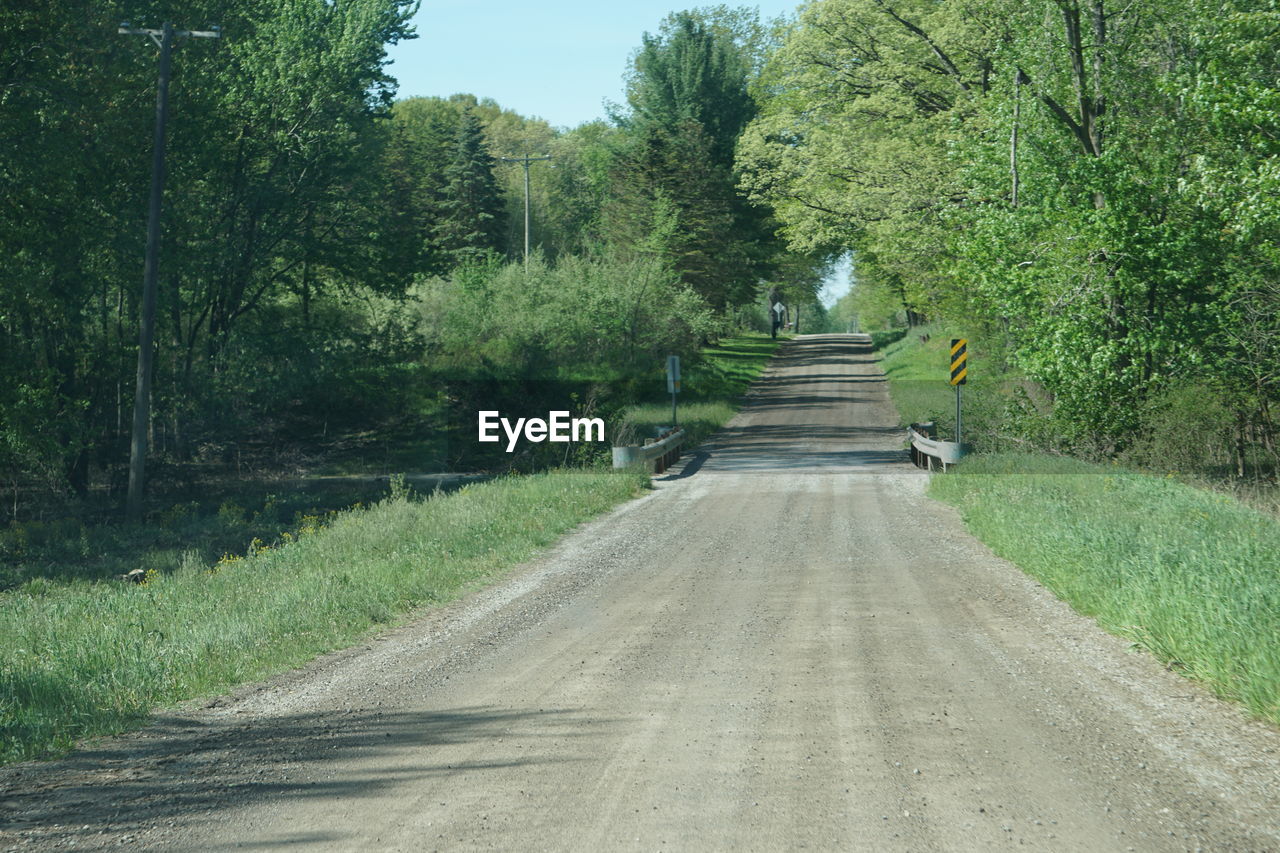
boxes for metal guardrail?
[908,421,971,472]
[612,428,687,474]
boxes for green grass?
[930,452,1280,724]
[0,484,402,592]
[0,469,649,764]
[874,326,960,437]
[0,333,779,765]
[868,328,908,350]
[873,325,1023,449]
[620,332,783,447]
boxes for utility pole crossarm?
[498,154,554,165]
[118,26,221,38]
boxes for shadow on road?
[682,335,913,474]
[656,451,711,482]
[0,705,618,848]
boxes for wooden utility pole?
[119,22,220,521]
[500,153,552,265]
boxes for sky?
[383,1,802,129]
[383,1,852,308]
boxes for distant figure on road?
[768,288,784,339]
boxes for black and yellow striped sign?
[950,338,968,385]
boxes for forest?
[3,0,1278,520]
[1,2,836,518]
[752,0,1280,481]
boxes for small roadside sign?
[950,338,968,445]
[950,339,968,385]
[773,302,785,319]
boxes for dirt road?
[3,334,1278,851]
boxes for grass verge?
[930,452,1280,725]
[0,468,649,764]
[620,332,782,447]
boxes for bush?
[426,254,716,377]
[1123,382,1235,476]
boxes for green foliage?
[433,110,507,265]
[744,0,1280,475]
[10,0,1272,512]
[539,121,621,257]
[611,7,786,312]
[391,254,721,472]
[383,96,466,276]
[868,328,907,350]
[1122,383,1237,477]
[0,485,394,593]
[931,453,1280,725]
[607,122,749,310]
[0,2,817,507]
[878,326,1028,450]
[0,0,418,501]
[427,254,716,376]
[628,11,756,164]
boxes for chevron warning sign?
[950,339,968,386]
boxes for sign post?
[667,355,681,428]
[950,339,968,444]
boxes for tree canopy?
[740,0,1280,466]
[4,0,1274,508]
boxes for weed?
[387,473,411,501]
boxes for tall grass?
[930,453,1280,724]
[0,469,648,764]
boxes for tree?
[540,121,620,258]
[607,121,748,310]
[740,0,1268,453]
[737,0,994,320]
[611,8,782,313]
[627,10,756,164]
[383,96,467,277]
[0,0,418,503]
[432,109,507,266]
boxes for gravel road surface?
[2,334,1278,851]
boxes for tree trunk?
[65,450,89,498]
[1236,413,1248,479]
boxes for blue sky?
[384,2,803,129]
